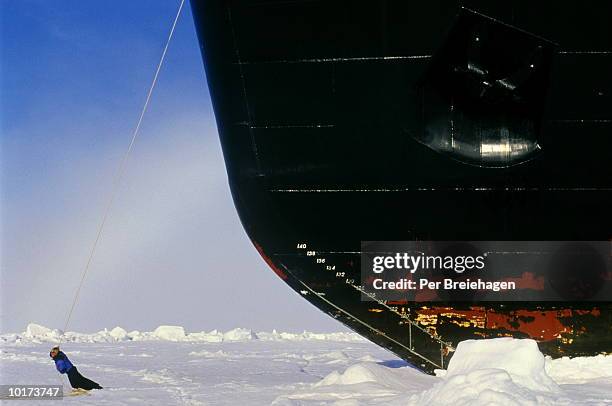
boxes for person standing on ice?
[50,346,102,390]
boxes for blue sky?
[1,0,343,333]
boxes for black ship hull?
[191,0,612,372]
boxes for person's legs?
[66,367,81,389]
[67,367,102,390]
[78,374,102,390]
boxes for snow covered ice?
[1,324,610,405]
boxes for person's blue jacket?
[53,351,73,374]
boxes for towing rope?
[57,0,185,345]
